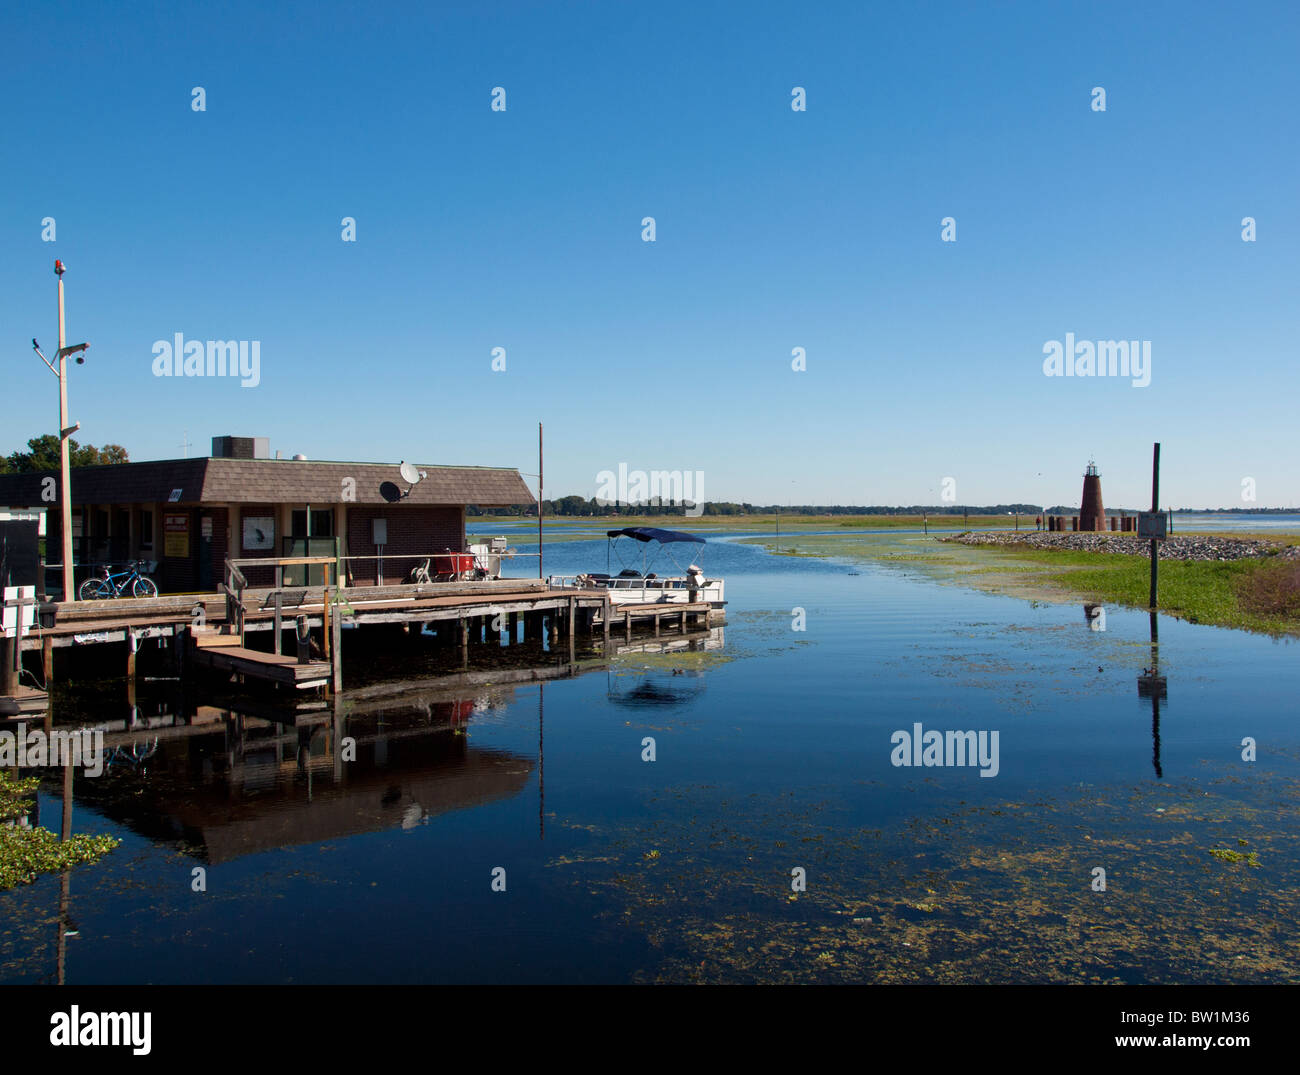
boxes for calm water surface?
[3,533,1297,983]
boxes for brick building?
[0,436,533,595]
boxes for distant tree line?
[469,499,1053,517]
[0,435,129,473]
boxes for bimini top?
[606,526,706,544]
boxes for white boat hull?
[550,575,725,606]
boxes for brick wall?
[346,505,463,585]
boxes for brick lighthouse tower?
[1079,460,1105,532]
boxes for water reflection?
[32,625,726,866]
[1137,611,1168,778]
[71,696,534,864]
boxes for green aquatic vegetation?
[555,777,1300,984]
[1209,847,1260,867]
[0,772,120,891]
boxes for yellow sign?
[164,513,189,557]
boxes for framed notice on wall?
[242,516,275,550]
[163,513,190,557]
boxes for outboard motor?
[686,564,705,598]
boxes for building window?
[291,509,334,538]
[140,509,154,549]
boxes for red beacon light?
[54,259,65,275]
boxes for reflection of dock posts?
[624,607,631,641]
[61,759,73,847]
[538,679,545,841]
[332,693,345,783]
[58,766,73,987]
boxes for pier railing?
[224,556,340,642]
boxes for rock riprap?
[938,531,1300,562]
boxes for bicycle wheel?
[132,576,159,598]
[79,577,111,600]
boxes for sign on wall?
[242,516,275,550]
[164,513,190,557]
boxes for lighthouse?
[1079,461,1105,532]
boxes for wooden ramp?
[191,645,332,689]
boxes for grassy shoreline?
[743,530,1300,637]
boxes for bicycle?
[78,561,159,600]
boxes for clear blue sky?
[2,1,1296,509]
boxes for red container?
[433,553,474,577]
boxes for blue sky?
[2,0,1296,509]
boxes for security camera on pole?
[31,259,90,603]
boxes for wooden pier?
[10,554,723,694]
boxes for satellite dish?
[379,481,403,503]
[399,461,422,485]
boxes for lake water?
[4,533,1298,984]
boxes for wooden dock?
[190,645,333,689]
[12,554,723,692]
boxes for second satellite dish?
[399,461,422,485]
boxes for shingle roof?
[0,458,534,507]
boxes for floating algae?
[552,776,1300,984]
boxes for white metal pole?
[57,269,75,603]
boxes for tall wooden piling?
[331,603,343,694]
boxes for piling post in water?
[296,616,311,663]
[1149,443,1160,609]
[331,603,343,694]
[1,635,16,697]
[126,627,137,680]
[322,587,331,663]
[273,591,283,655]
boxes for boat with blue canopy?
[549,526,725,607]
